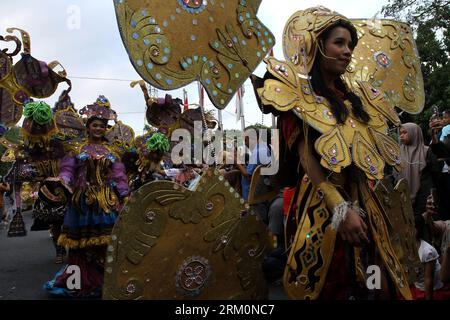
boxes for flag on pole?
[183,89,189,112]
[197,81,204,108]
[235,86,244,123]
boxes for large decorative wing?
[0,34,23,126]
[105,120,136,149]
[113,0,275,109]
[0,28,71,127]
[345,19,424,114]
[103,169,270,299]
[53,107,86,140]
[373,178,422,285]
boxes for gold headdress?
[282,6,357,74]
[281,6,424,114]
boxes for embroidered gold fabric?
[284,177,336,300]
[284,174,413,300]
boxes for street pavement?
[0,210,287,300]
[0,210,61,300]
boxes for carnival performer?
[43,96,129,297]
[131,131,171,191]
[17,100,68,263]
[254,7,414,299]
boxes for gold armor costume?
[256,7,424,300]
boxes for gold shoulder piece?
[257,79,299,112]
[352,131,385,180]
[368,127,401,170]
[357,80,400,126]
[264,57,300,90]
[314,127,351,173]
[257,57,303,113]
[259,61,337,133]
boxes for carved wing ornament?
[103,169,270,299]
[114,0,275,109]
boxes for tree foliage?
[382,0,450,31]
[382,0,450,137]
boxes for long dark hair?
[310,21,370,124]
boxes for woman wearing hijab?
[399,123,440,217]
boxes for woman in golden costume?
[254,7,414,300]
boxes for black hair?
[310,21,370,124]
[414,214,425,241]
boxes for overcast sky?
[1,0,391,135]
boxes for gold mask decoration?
[114,0,275,109]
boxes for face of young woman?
[320,26,354,76]
[88,119,107,140]
[399,127,410,145]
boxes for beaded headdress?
[282,6,358,74]
[79,95,118,122]
[281,6,424,114]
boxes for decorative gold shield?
[345,19,424,114]
[373,178,421,284]
[248,165,279,205]
[106,120,136,149]
[113,0,275,109]
[103,169,270,299]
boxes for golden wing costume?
[256,6,424,300]
[114,0,275,109]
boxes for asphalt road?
[0,210,61,300]
[0,211,287,300]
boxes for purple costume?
[45,141,129,297]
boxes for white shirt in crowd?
[414,240,444,291]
